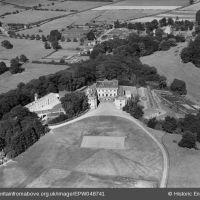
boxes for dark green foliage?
[147,117,158,129]
[61,91,89,117]
[0,106,46,158]
[123,96,144,119]
[178,131,196,149]
[9,58,24,74]
[162,116,177,133]
[1,40,13,49]
[180,35,200,67]
[159,40,171,51]
[19,54,28,63]
[170,79,187,95]
[51,40,61,50]
[0,62,8,75]
[49,30,62,42]
[196,10,200,25]
[87,30,96,40]
[181,47,192,63]
[44,41,51,49]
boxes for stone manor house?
[25,79,150,121]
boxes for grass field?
[41,1,109,12]
[141,42,200,104]
[0,2,24,15]
[0,116,163,188]
[0,63,69,94]
[1,10,70,24]
[1,0,58,7]
[0,36,53,60]
[18,10,104,36]
[163,134,200,187]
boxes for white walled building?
[25,93,60,112]
[96,79,118,101]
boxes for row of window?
[99,93,117,97]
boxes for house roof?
[96,79,118,88]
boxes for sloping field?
[18,10,104,36]
[0,63,69,94]
[1,10,70,24]
[0,116,163,188]
[0,2,24,15]
[163,134,200,187]
[112,0,189,6]
[141,43,200,104]
[41,1,109,11]
[1,0,56,7]
[0,36,53,60]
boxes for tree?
[0,62,8,75]
[36,34,41,40]
[159,17,167,27]
[167,18,174,26]
[87,30,96,40]
[42,35,47,42]
[19,54,28,63]
[178,131,196,149]
[49,30,61,42]
[159,40,171,51]
[162,116,177,133]
[123,96,144,119]
[1,40,13,49]
[60,92,89,117]
[190,0,194,5]
[51,40,61,50]
[170,79,187,95]
[196,10,200,25]
[44,41,51,49]
[180,47,192,63]
[9,58,24,74]
[147,117,158,129]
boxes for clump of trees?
[49,92,89,124]
[170,79,187,95]
[9,57,24,74]
[0,105,47,158]
[180,34,200,67]
[147,112,200,149]
[123,96,144,119]
[0,62,8,75]
[1,40,13,49]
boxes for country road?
[50,102,169,188]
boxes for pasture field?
[111,0,189,6]
[163,134,200,187]
[141,42,200,104]
[1,0,59,7]
[41,1,109,12]
[0,116,162,188]
[18,10,104,36]
[0,63,69,94]
[0,36,53,60]
[0,2,24,16]
[0,10,70,24]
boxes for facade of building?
[96,79,118,101]
[25,93,65,121]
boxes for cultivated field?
[0,10,70,24]
[0,63,69,94]
[41,1,109,12]
[0,36,53,60]
[141,42,200,104]
[0,116,163,188]
[163,134,200,187]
